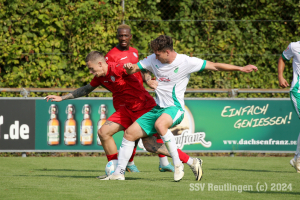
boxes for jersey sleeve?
[186,56,207,73]
[90,76,101,87]
[282,43,294,61]
[137,54,155,73]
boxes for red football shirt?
[105,47,143,85]
[90,62,156,111]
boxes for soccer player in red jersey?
[45,51,201,180]
[102,24,174,173]
[44,51,156,174]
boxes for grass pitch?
[0,156,299,200]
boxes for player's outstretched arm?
[204,61,258,73]
[44,84,96,102]
[277,56,289,88]
[123,63,140,74]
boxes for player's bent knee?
[98,128,113,140]
[154,122,166,135]
[123,130,136,142]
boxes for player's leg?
[107,121,147,180]
[98,108,140,178]
[126,139,140,172]
[98,120,124,162]
[153,133,174,172]
[155,106,203,181]
[154,108,185,181]
[142,135,203,181]
[102,106,160,180]
[290,91,300,172]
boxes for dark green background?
[185,99,299,151]
[35,98,300,152]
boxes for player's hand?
[278,77,289,88]
[44,95,62,102]
[123,63,133,70]
[242,65,258,73]
[146,80,158,90]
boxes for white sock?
[127,161,134,166]
[187,157,194,166]
[161,129,181,166]
[296,133,300,156]
[159,156,169,167]
[113,138,135,175]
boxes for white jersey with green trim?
[282,41,300,92]
[137,53,206,109]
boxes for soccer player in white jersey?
[278,41,300,173]
[104,35,258,181]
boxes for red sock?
[106,153,118,162]
[156,138,166,157]
[129,147,137,162]
[177,149,189,163]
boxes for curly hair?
[150,35,173,52]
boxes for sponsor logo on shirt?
[105,57,108,61]
[284,47,289,51]
[120,56,128,60]
[155,65,159,69]
[110,76,115,82]
[174,67,179,73]
[158,77,170,82]
[104,81,108,83]
[133,52,138,58]
[116,64,120,67]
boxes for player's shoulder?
[128,47,139,59]
[129,46,138,52]
[177,53,189,59]
[106,47,118,55]
[139,53,155,62]
[176,53,201,63]
[290,41,300,49]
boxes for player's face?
[117,29,132,49]
[87,61,105,77]
[154,50,169,63]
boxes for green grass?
[0,156,299,200]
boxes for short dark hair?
[85,51,105,63]
[150,35,173,52]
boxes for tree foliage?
[0,0,299,97]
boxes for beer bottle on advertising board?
[64,104,77,146]
[97,104,107,146]
[80,104,93,145]
[47,104,60,145]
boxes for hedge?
[0,0,299,97]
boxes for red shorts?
[108,104,155,130]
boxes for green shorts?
[290,91,300,118]
[136,105,185,136]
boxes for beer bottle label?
[81,126,93,142]
[48,125,59,142]
[64,125,76,142]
